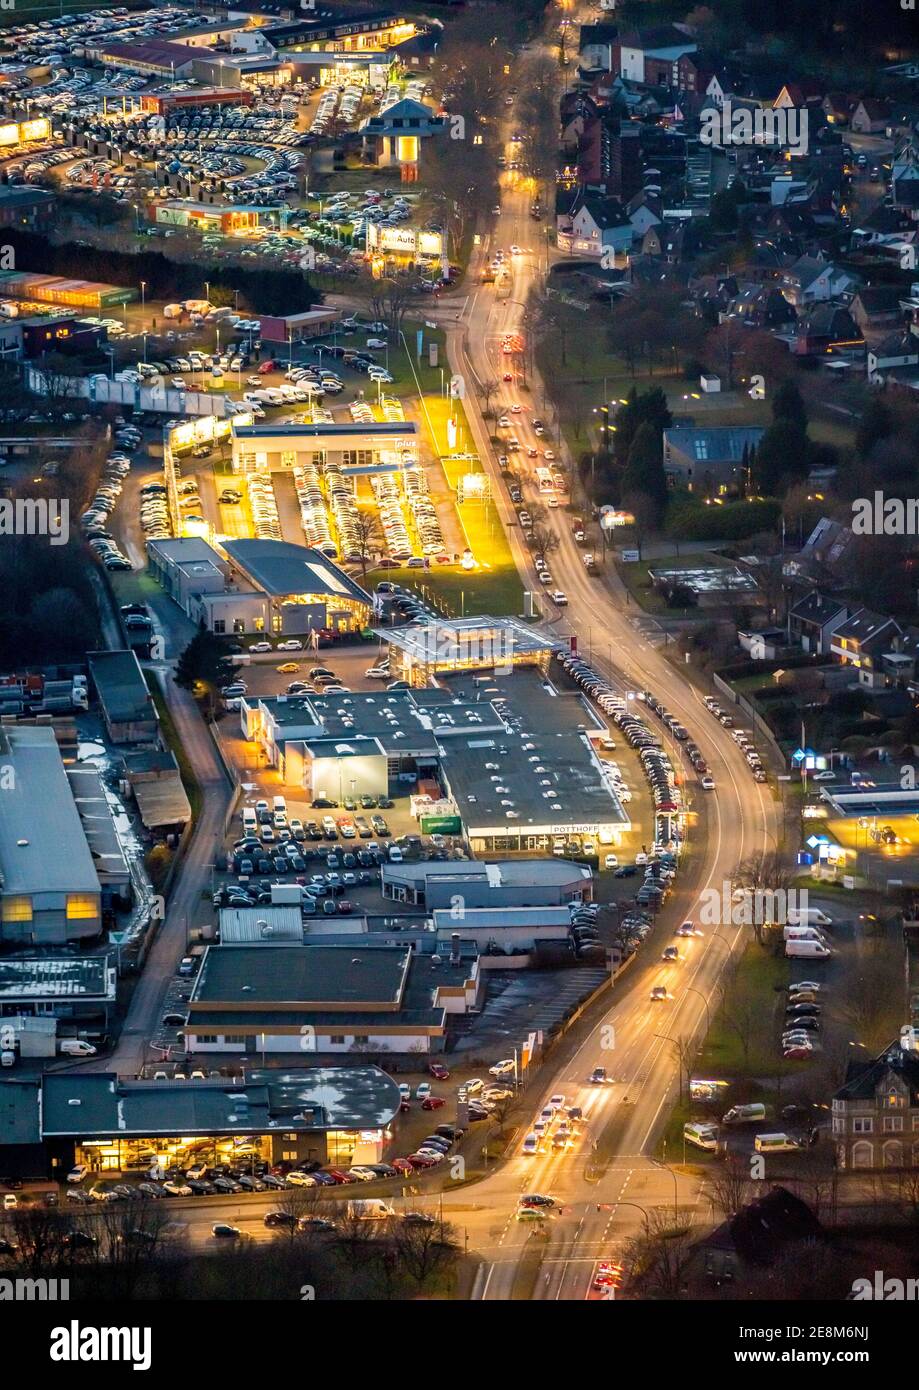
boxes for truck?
[583,553,598,575]
[572,519,586,543]
[270,884,305,907]
[346,1199,396,1221]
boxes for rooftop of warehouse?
[40,1065,401,1136]
[222,538,372,604]
[382,857,592,888]
[86,649,156,726]
[191,942,412,1008]
[435,668,628,831]
[377,614,556,666]
[0,725,100,898]
[0,954,114,1001]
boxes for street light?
[649,1153,679,1223]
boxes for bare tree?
[621,1207,694,1298]
[707,1156,755,1217]
[530,524,559,563]
[352,508,385,577]
[391,1216,459,1292]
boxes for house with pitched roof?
[833,1035,919,1171]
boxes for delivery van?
[754,1133,800,1154]
[783,924,828,943]
[786,906,833,928]
[683,1122,719,1152]
[346,1199,396,1220]
[272,796,287,816]
[722,1103,766,1126]
[242,807,257,832]
[786,939,831,959]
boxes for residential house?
[833,1036,919,1171]
[625,189,662,239]
[793,304,863,355]
[851,286,906,332]
[618,25,696,86]
[693,1187,824,1286]
[829,608,902,687]
[727,283,798,329]
[578,23,619,74]
[662,426,765,493]
[558,194,632,260]
[822,93,854,127]
[850,99,892,135]
[789,591,849,655]
[779,255,860,307]
[867,330,919,381]
[891,139,919,212]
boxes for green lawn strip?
[696,942,792,1079]
[143,670,203,823]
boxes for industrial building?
[147,536,373,638]
[382,857,593,909]
[0,271,136,311]
[0,726,102,944]
[183,941,479,1055]
[87,649,159,745]
[6,1065,403,1175]
[230,420,419,476]
[0,955,116,1024]
[239,664,629,853]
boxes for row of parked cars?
[82,451,133,570]
[703,696,767,783]
[248,472,281,542]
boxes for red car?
[325,1169,356,1184]
[399,1099,411,1114]
[422,1096,446,1111]
[338,900,354,914]
[429,1062,450,1080]
[593,1260,623,1292]
[407,1153,439,1169]
[783,1045,812,1060]
[391,1158,414,1175]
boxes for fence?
[712,670,788,768]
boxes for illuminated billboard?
[366,225,444,258]
[0,117,51,146]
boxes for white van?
[754,1133,800,1154]
[786,938,831,959]
[683,1122,719,1152]
[242,808,257,832]
[272,796,287,816]
[58,1039,97,1057]
[722,1102,766,1126]
[783,925,828,944]
[786,907,833,928]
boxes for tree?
[175,629,233,693]
[530,523,559,563]
[750,420,809,496]
[391,1217,459,1292]
[708,1156,755,1217]
[612,387,672,466]
[352,507,385,577]
[621,1207,694,1298]
[771,379,808,434]
[622,422,668,522]
[855,396,894,460]
[709,180,747,234]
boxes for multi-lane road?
[430,73,782,1296]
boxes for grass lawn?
[696,942,791,1079]
[366,561,524,617]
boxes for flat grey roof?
[232,421,417,439]
[222,539,371,605]
[191,943,411,1008]
[66,764,130,884]
[218,905,304,942]
[41,1066,401,1136]
[382,858,591,889]
[378,615,556,666]
[437,668,629,834]
[433,906,572,928]
[0,955,115,1001]
[87,649,155,725]
[0,726,100,898]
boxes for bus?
[535,467,556,494]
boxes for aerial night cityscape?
[0,0,916,1360]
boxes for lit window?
[1,896,32,923]
[66,895,97,920]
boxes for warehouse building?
[183,942,479,1055]
[87,649,159,745]
[0,955,116,1024]
[32,1065,402,1174]
[382,857,593,909]
[0,726,102,944]
[221,538,372,636]
[230,420,419,476]
[0,271,136,310]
